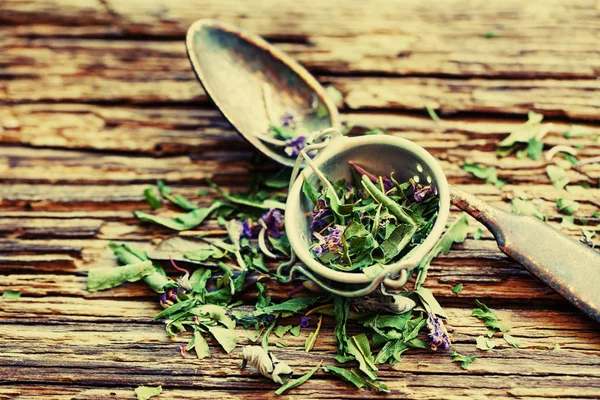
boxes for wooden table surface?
[1,0,600,399]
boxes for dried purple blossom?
[348,161,394,192]
[427,312,451,351]
[264,314,276,324]
[160,287,180,308]
[281,110,299,127]
[242,219,254,238]
[311,199,332,230]
[284,136,307,158]
[411,179,437,202]
[259,209,284,238]
[312,224,345,257]
[300,316,311,328]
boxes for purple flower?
[160,287,179,308]
[264,314,276,324]
[412,180,437,203]
[259,209,284,238]
[242,219,254,238]
[348,161,394,192]
[300,316,311,328]
[312,224,345,257]
[427,313,451,351]
[284,136,307,158]
[311,199,332,230]
[281,110,298,127]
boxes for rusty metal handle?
[450,185,600,324]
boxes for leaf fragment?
[86,261,155,292]
[134,385,162,400]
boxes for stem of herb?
[361,176,416,227]
[258,226,279,259]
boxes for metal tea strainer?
[186,20,600,323]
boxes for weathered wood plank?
[2,0,600,80]
[1,105,600,157]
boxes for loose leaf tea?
[304,161,439,273]
[134,386,162,400]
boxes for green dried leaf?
[207,326,238,353]
[209,180,285,210]
[246,329,263,343]
[484,31,499,38]
[462,164,505,188]
[108,242,171,293]
[157,181,197,211]
[526,138,544,160]
[290,325,301,337]
[2,290,20,299]
[86,261,154,292]
[476,335,496,350]
[546,165,569,189]
[256,296,322,316]
[134,385,162,400]
[503,333,520,348]
[347,333,378,380]
[363,128,387,135]
[425,106,441,122]
[194,304,235,329]
[274,362,322,395]
[305,315,323,352]
[323,366,365,389]
[262,319,277,350]
[451,283,463,295]
[511,198,544,221]
[133,201,225,231]
[302,179,320,206]
[497,112,545,157]
[274,325,292,338]
[556,198,580,215]
[186,331,211,359]
[472,299,511,333]
[334,296,351,357]
[450,352,478,369]
[143,187,162,209]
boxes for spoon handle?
[450,185,600,324]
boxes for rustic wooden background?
[1,0,600,398]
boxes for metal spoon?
[186,19,600,323]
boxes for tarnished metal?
[451,186,600,323]
[186,19,340,166]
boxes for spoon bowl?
[186,20,340,166]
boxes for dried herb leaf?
[546,165,569,189]
[323,366,365,389]
[143,187,162,209]
[346,333,378,380]
[497,112,545,158]
[274,325,292,338]
[556,198,580,215]
[564,125,592,138]
[2,290,20,299]
[472,299,511,333]
[186,331,211,359]
[503,333,520,348]
[207,326,238,353]
[462,164,505,188]
[86,261,155,292]
[305,315,323,352]
[425,106,441,122]
[274,361,322,395]
[450,352,478,369]
[133,201,225,231]
[476,335,496,350]
[473,227,484,240]
[451,283,463,295]
[134,385,162,400]
[256,296,322,316]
